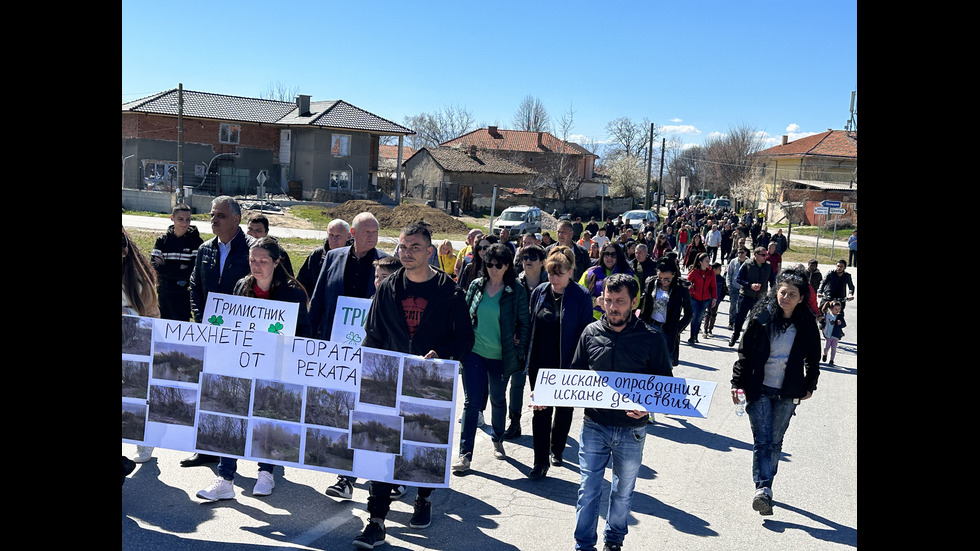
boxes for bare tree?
[703,124,767,197]
[535,105,583,203]
[512,95,550,132]
[259,81,300,102]
[403,104,476,149]
[605,117,658,159]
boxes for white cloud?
[786,123,800,133]
[669,117,683,123]
[659,124,700,135]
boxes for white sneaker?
[197,477,235,501]
[451,454,471,473]
[253,471,275,496]
[133,445,154,463]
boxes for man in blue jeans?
[568,274,673,551]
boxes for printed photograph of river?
[393,442,447,485]
[304,426,354,472]
[400,402,451,445]
[152,341,205,383]
[350,410,403,455]
[359,350,401,408]
[401,358,454,402]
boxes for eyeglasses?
[522,256,540,262]
[474,245,486,252]
[486,262,505,270]
[602,251,617,257]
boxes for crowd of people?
[123,196,855,550]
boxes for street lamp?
[122,154,134,188]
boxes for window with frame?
[330,170,350,190]
[331,134,351,157]
[219,123,241,144]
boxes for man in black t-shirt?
[352,223,474,549]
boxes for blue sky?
[122,0,857,151]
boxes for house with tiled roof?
[122,88,414,201]
[754,130,858,225]
[402,145,537,209]
[440,126,598,185]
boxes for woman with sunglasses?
[525,246,594,478]
[453,243,530,473]
[579,243,636,320]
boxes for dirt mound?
[323,200,394,227]
[389,204,470,234]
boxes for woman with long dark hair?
[730,266,820,516]
[453,243,530,473]
[197,237,311,501]
[122,227,160,481]
[580,243,634,320]
[682,232,706,272]
[459,235,498,292]
[526,246,594,478]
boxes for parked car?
[620,209,659,231]
[493,205,542,241]
[708,197,732,210]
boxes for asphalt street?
[122,215,858,551]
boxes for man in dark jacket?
[352,223,474,549]
[151,203,203,321]
[569,273,672,551]
[547,220,590,282]
[184,196,254,468]
[819,259,855,310]
[308,213,388,341]
[296,218,351,295]
[729,247,776,347]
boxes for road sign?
[820,200,842,208]
[814,206,829,215]
[256,170,268,185]
[829,207,846,214]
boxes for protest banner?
[330,296,372,345]
[122,311,459,488]
[528,368,717,418]
[201,292,301,336]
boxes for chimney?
[469,145,477,157]
[538,132,544,149]
[296,94,311,116]
[781,135,788,146]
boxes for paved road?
[122,215,857,551]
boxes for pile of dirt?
[321,199,471,235]
[389,203,470,234]
[323,200,394,227]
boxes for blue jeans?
[690,298,711,338]
[217,457,274,481]
[508,370,526,418]
[574,417,646,551]
[745,386,798,489]
[728,288,740,322]
[459,352,507,456]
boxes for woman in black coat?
[730,266,820,517]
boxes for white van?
[492,205,542,241]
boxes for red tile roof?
[441,127,594,156]
[758,130,857,159]
[379,145,416,159]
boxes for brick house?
[121,88,414,200]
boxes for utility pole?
[657,137,666,209]
[644,122,654,210]
[177,83,184,197]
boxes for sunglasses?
[602,251,617,257]
[486,262,505,270]
[522,255,540,262]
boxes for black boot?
[502,414,521,440]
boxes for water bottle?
[735,389,746,417]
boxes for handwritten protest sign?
[122,309,459,488]
[330,296,372,345]
[201,292,301,336]
[528,368,717,418]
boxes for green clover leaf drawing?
[268,322,284,334]
[208,315,224,326]
[345,331,362,346]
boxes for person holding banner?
[453,243,530,473]
[353,223,474,549]
[730,266,820,516]
[526,246,594,478]
[569,273,672,551]
[196,237,312,501]
[122,226,160,480]
[182,196,255,468]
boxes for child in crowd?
[820,300,846,366]
[437,240,456,278]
